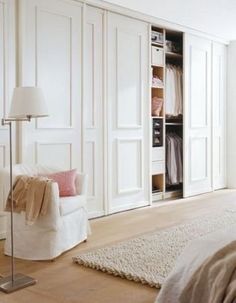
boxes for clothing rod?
[166,123,183,126]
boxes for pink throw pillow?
[43,169,77,197]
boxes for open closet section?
[165,30,183,199]
[151,27,184,202]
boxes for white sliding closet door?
[83,6,105,218]
[107,12,150,213]
[184,34,212,197]
[20,0,82,170]
[212,42,226,190]
[0,0,15,239]
[227,42,236,188]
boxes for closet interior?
[151,27,184,202]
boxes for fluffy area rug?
[73,209,236,288]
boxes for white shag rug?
[73,210,236,288]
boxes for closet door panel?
[212,42,226,189]
[20,0,82,170]
[184,34,212,197]
[117,139,142,193]
[190,49,208,126]
[190,137,207,181]
[36,10,72,129]
[83,6,105,218]
[116,31,142,128]
[107,12,150,213]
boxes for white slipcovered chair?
[0,164,90,260]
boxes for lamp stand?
[0,117,37,293]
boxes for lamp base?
[0,273,37,293]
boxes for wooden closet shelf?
[152,86,164,89]
[152,64,164,68]
[166,52,183,59]
[152,42,164,47]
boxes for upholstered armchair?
[0,164,90,260]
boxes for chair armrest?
[32,181,61,231]
[43,182,61,229]
[75,173,88,195]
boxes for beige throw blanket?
[5,175,53,225]
[180,241,236,303]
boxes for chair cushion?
[59,195,86,216]
[42,169,77,197]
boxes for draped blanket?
[180,241,236,303]
[5,175,53,225]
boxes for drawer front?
[152,118,163,147]
[152,161,165,175]
[152,147,164,161]
[152,46,164,66]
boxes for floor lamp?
[0,87,48,293]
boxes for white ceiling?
[104,0,236,41]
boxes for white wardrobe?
[84,7,150,216]
[227,41,236,188]
[84,6,105,217]
[0,0,228,231]
[106,12,150,214]
[212,42,226,190]
[184,36,226,197]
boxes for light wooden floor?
[1,189,236,303]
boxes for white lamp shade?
[8,87,49,118]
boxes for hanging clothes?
[165,65,183,117]
[166,132,183,186]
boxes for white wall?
[227,41,236,188]
[104,0,236,41]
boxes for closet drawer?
[152,161,165,175]
[152,147,164,161]
[152,46,164,66]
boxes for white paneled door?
[184,34,212,197]
[0,0,15,239]
[83,6,105,218]
[212,42,226,190]
[107,12,150,213]
[20,0,82,170]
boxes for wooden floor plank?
[0,189,235,303]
